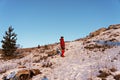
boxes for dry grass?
[16,47,36,53]
[84,43,112,51]
[0,55,18,60]
[0,49,2,54]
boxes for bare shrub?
[110,67,117,72]
[38,45,40,48]
[42,62,52,68]
[44,45,49,50]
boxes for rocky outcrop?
[89,28,107,37]
[89,24,120,38]
[108,24,120,29]
[75,27,107,41]
[75,24,120,41]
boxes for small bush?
[38,45,40,48]
[110,68,117,72]
[44,45,49,50]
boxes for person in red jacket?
[60,36,65,57]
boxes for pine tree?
[1,26,17,56]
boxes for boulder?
[15,69,41,80]
[1,69,41,80]
[15,69,31,80]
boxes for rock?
[89,28,106,37]
[108,24,120,29]
[18,65,26,68]
[30,69,42,76]
[15,69,31,80]
[46,50,57,57]
[6,71,16,79]
[1,69,41,80]
[15,69,41,80]
[114,74,120,80]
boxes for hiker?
[60,36,65,57]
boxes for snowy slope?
[0,24,120,80]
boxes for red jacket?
[60,38,65,49]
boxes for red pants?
[61,49,65,56]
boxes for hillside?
[0,24,120,80]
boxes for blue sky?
[0,0,120,48]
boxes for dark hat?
[61,36,64,38]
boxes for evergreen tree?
[1,26,17,56]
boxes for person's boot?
[61,50,65,57]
